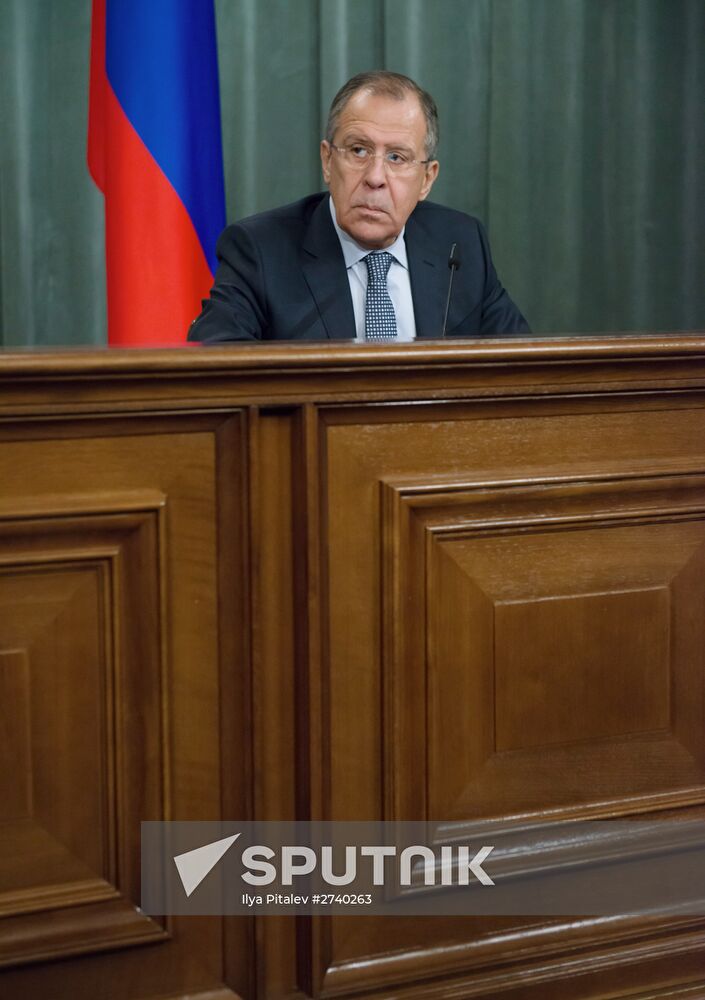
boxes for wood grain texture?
[0,414,248,997]
[1,338,705,998]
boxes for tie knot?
[365,251,394,282]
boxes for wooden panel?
[0,416,248,998]
[495,587,670,750]
[311,400,705,997]
[0,507,164,960]
[0,650,32,820]
[414,483,705,821]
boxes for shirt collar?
[329,195,408,270]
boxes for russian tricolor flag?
[88,0,225,346]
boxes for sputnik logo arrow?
[173,833,240,897]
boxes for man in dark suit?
[189,71,529,343]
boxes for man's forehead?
[336,91,426,141]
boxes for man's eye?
[386,151,409,165]
[349,145,369,159]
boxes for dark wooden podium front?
[1,336,705,998]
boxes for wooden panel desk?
[1,336,705,998]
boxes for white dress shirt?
[329,197,417,342]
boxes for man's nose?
[363,154,387,186]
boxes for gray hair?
[325,71,439,160]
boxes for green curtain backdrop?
[1,0,703,347]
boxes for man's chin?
[346,221,396,251]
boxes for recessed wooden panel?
[0,650,32,821]
[417,489,705,821]
[324,409,705,825]
[0,509,164,957]
[7,566,109,875]
[495,587,670,751]
[0,414,248,998]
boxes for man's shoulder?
[225,193,327,239]
[410,199,482,232]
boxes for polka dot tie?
[364,252,397,341]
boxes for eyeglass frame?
[328,142,434,173]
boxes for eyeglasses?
[329,143,432,175]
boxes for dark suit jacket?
[188,192,529,342]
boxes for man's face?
[320,90,439,250]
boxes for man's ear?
[419,160,439,201]
[320,140,332,184]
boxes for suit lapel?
[405,210,448,340]
[301,197,451,341]
[301,195,356,340]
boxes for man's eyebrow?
[341,132,416,154]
